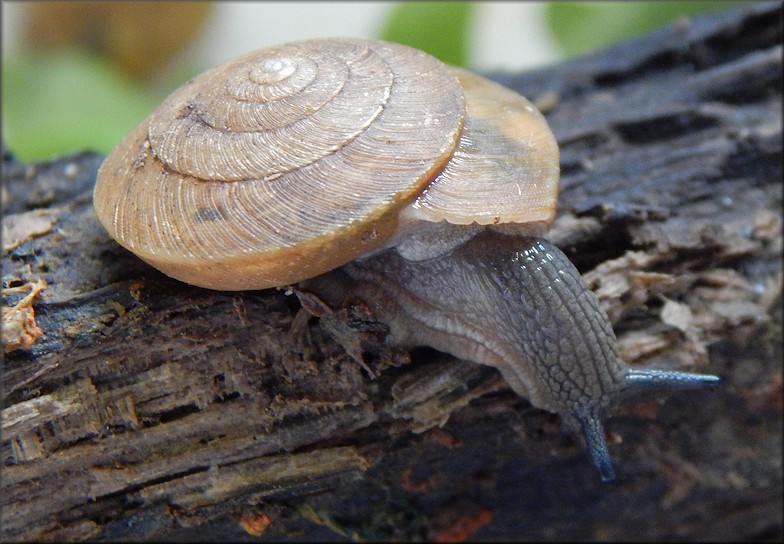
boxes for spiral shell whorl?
[148,40,396,181]
[94,38,466,289]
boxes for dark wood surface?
[2,3,781,541]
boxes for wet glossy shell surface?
[407,68,559,229]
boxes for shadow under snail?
[93,37,719,482]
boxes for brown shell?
[94,38,465,290]
[93,38,561,291]
[407,68,559,230]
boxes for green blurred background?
[1,1,740,162]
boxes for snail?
[93,37,719,482]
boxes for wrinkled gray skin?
[303,232,719,482]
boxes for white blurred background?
[2,2,561,73]
[2,1,739,161]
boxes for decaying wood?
[2,3,782,541]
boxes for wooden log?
[2,2,781,540]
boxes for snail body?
[94,38,718,482]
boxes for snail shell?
[94,38,559,290]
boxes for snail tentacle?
[573,406,616,483]
[621,369,720,395]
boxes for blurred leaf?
[1,49,159,161]
[545,1,742,57]
[379,2,472,66]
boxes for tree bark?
[2,2,781,541]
